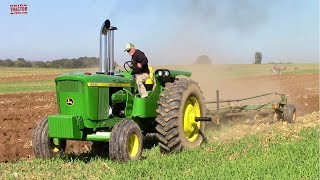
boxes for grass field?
[0,67,96,78]
[0,126,318,179]
[0,63,318,94]
[0,80,54,93]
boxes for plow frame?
[205,91,288,124]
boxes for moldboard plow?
[204,91,296,125]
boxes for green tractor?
[32,19,211,162]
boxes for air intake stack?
[99,19,117,74]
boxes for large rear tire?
[32,118,66,158]
[156,79,206,153]
[109,120,143,162]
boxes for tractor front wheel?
[156,79,206,153]
[109,120,143,162]
[32,118,66,158]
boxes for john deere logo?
[66,98,74,106]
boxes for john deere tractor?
[32,19,211,162]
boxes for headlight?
[164,70,170,76]
[157,71,163,76]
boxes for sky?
[0,0,319,65]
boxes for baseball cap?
[124,43,135,52]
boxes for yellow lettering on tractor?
[87,82,131,87]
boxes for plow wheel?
[109,120,143,162]
[32,118,66,158]
[156,79,206,153]
[283,104,296,123]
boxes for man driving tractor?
[125,42,150,98]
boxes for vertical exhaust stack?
[99,19,117,74]
[108,26,117,74]
[99,19,110,74]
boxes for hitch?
[195,117,212,122]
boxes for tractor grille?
[58,80,83,92]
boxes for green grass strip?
[0,126,318,179]
[0,67,97,78]
[0,80,55,93]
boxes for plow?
[32,19,296,163]
[205,91,296,124]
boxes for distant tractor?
[32,19,211,162]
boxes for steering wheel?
[124,61,133,73]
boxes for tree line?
[0,57,118,68]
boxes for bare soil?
[0,73,318,162]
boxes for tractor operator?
[125,42,150,98]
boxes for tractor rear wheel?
[109,120,143,162]
[156,79,206,153]
[32,118,66,158]
[283,104,296,123]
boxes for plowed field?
[0,72,318,162]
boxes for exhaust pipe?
[108,26,117,74]
[99,19,117,74]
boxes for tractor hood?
[54,73,134,121]
[55,73,134,87]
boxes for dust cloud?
[107,1,283,105]
[108,0,270,65]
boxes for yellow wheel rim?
[128,133,139,157]
[183,97,201,142]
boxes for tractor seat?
[144,67,154,91]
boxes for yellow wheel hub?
[51,138,61,153]
[183,97,201,142]
[128,133,139,157]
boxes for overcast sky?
[0,0,319,65]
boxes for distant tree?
[32,61,47,68]
[14,58,25,67]
[254,52,262,64]
[194,55,212,64]
[2,59,14,67]
[45,61,53,68]
[50,59,64,68]
[14,58,32,67]
[74,57,85,68]
[62,59,74,68]
[0,56,119,68]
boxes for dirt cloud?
[108,0,270,64]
